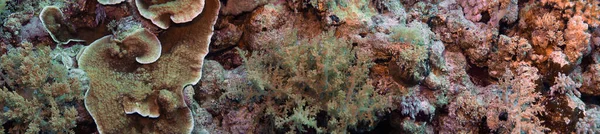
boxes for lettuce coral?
[97,0,126,5]
[39,6,85,45]
[135,0,205,29]
[77,0,220,133]
[119,28,162,64]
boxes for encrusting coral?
[77,0,220,133]
[581,64,600,96]
[219,0,269,15]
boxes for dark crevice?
[498,112,508,121]
[359,32,367,38]
[316,111,329,128]
[580,54,594,73]
[427,16,445,32]
[221,0,228,6]
[542,80,552,94]
[541,95,584,133]
[558,44,567,50]
[498,15,518,35]
[364,114,392,134]
[518,0,529,6]
[259,115,277,134]
[581,94,600,106]
[374,57,392,64]
[479,11,491,24]
[206,42,240,58]
[467,64,493,87]
[2,121,13,133]
[206,44,243,70]
[479,116,492,133]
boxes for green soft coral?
[240,31,390,133]
[0,0,6,12]
[0,42,84,133]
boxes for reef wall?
[0,0,599,133]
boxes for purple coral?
[19,17,48,41]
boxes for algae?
[0,0,5,13]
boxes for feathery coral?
[0,41,85,133]
[550,73,582,97]
[486,63,549,133]
[239,31,390,133]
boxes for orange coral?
[564,15,591,63]
[540,0,574,9]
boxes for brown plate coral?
[77,0,219,133]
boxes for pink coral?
[550,73,582,97]
[581,64,600,96]
[221,106,257,133]
[564,15,591,63]
[458,0,513,26]
[486,63,549,133]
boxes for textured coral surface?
[1,0,600,133]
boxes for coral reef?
[1,0,600,133]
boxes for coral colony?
[2,0,600,133]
